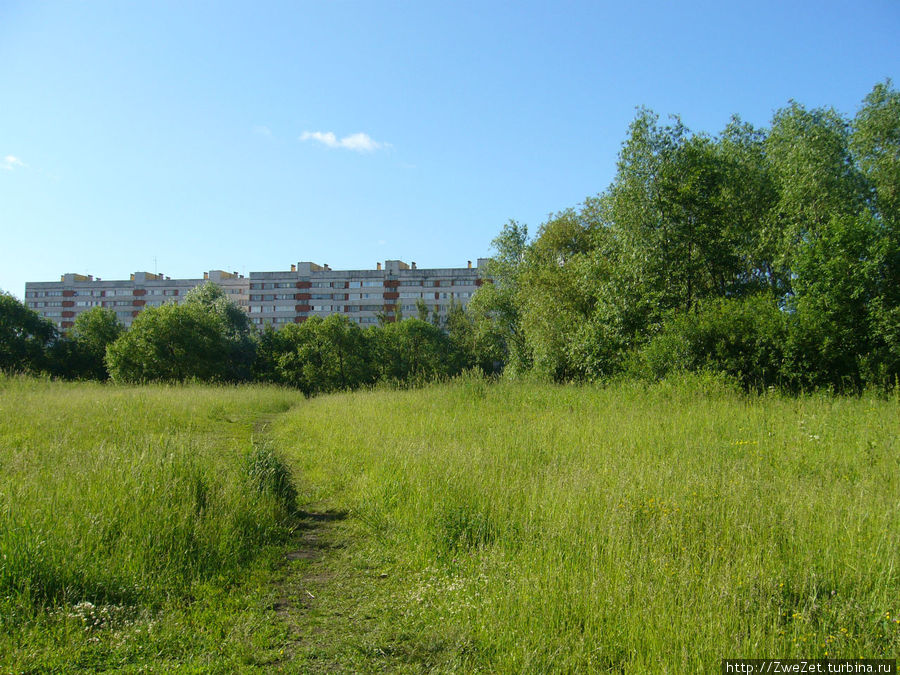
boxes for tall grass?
[0,376,300,624]
[272,372,900,671]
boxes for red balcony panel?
[298,293,311,301]
[133,299,146,307]
[62,300,75,307]
[62,311,75,318]
[296,304,312,312]
[62,290,75,297]
[133,289,146,296]
[384,280,399,288]
[297,281,312,289]
[383,291,399,300]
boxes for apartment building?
[248,259,488,328]
[24,270,248,330]
[25,259,489,330]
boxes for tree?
[69,307,123,380]
[184,282,255,381]
[851,80,900,228]
[106,303,233,383]
[0,292,57,374]
[373,318,455,384]
[467,221,530,374]
[271,315,375,395]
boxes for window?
[311,281,331,288]
[45,290,63,297]
[276,282,295,288]
[362,281,381,287]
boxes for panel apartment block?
[247,259,489,327]
[25,260,488,330]
[24,270,249,330]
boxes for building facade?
[24,259,488,330]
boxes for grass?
[1,373,897,672]
[269,372,900,671]
[0,375,303,672]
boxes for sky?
[1,0,898,300]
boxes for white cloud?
[300,131,389,153]
[2,155,25,170]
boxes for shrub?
[628,294,788,389]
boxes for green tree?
[273,315,375,395]
[69,307,123,380]
[467,221,530,374]
[373,318,455,384]
[184,282,255,381]
[0,292,57,374]
[106,303,232,383]
[851,80,900,228]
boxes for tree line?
[2,82,897,393]
[0,283,489,394]
[469,81,899,392]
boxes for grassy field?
[1,374,898,672]
[269,374,900,671]
[0,376,304,671]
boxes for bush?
[627,294,788,389]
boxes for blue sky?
[1,0,897,299]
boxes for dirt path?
[272,509,347,636]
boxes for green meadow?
[1,374,898,672]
